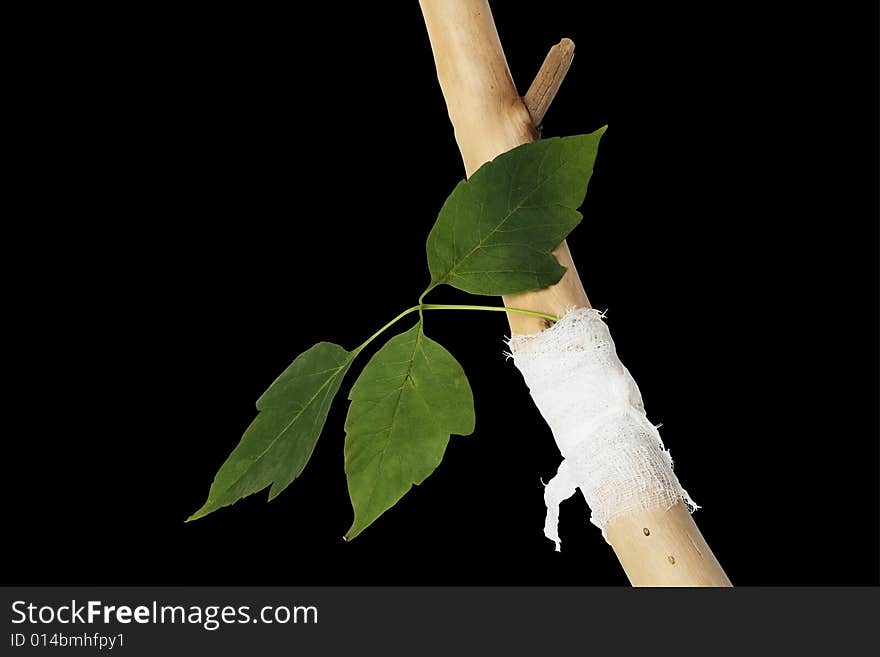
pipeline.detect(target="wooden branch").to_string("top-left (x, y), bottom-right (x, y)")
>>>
top-left (524, 38), bottom-right (575, 130)
top-left (419, 0), bottom-right (589, 335)
top-left (419, 0), bottom-right (731, 587)
top-left (607, 504), bottom-right (731, 586)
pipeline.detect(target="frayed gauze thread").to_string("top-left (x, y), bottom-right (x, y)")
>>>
top-left (506, 307), bottom-right (697, 551)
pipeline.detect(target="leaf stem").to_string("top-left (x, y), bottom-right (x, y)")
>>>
top-left (353, 305), bottom-right (421, 355)
top-left (352, 303), bottom-right (558, 354)
top-left (422, 304), bottom-right (558, 322)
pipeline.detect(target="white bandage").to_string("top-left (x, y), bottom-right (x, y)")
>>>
top-left (508, 308), bottom-right (697, 550)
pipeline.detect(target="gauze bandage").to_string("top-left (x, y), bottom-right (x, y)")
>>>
top-left (508, 308), bottom-right (697, 550)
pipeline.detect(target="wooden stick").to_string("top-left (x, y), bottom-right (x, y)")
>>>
top-left (419, 0), bottom-right (588, 335)
top-left (419, 0), bottom-right (731, 586)
top-left (607, 503), bottom-right (731, 586)
top-left (524, 38), bottom-right (576, 130)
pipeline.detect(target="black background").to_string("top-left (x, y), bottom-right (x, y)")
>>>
top-left (9, 3), bottom-right (877, 585)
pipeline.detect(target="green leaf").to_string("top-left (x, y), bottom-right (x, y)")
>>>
top-left (343, 322), bottom-right (474, 539)
top-left (189, 342), bottom-right (353, 521)
top-left (426, 129), bottom-right (606, 296)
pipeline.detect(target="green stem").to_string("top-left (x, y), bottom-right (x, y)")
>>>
top-left (353, 305), bottom-right (421, 355)
top-left (422, 304), bottom-right (558, 322)
top-left (352, 303), bottom-right (557, 354)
